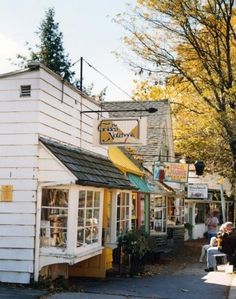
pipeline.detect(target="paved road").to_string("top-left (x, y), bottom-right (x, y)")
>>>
top-left (46, 263), bottom-right (234, 299)
top-left (0, 241), bottom-right (235, 299)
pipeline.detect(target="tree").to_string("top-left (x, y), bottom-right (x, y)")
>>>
top-left (33, 7), bottom-right (75, 82)
top-left (14, 8), bottom-right (106, 98)
top-left (116, 0), bottom-right (236, 178)
top-left (14, 8), bottom-right (74, 82)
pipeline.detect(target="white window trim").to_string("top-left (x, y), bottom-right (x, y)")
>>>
top-left (109, 189), bottom-right (132, 247)
top-left (150, 194), bottom-right (167, 236)
top-left (37, 185), bottom-right (104, 275)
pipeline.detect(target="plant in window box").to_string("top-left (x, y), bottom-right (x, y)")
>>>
top-left (119, 228), bottom-right (149, 275)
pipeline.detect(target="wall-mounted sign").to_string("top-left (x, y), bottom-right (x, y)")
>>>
top-left (0, 185), bottom-right (13, 202)
top-left (153, 162), bottom-right (188, 183)
top-left (187, 184), bottom-right (208, 199)
top-left (94, 117), bottom-right (147, 146)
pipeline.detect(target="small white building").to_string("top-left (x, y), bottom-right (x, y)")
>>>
top-left (185, 164), bottom-right (233, 239)
top-left (0, 63), bottom-right (133, 284)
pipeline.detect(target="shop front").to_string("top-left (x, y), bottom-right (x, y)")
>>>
top-left (37, 138), bottom-right (133, 280)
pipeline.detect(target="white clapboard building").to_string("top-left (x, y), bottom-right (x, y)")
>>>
top-left (0, 63), bottom-right (133, 284)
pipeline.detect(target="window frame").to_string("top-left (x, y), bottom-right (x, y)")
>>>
top-left (109, 190), bottom-right (132, 246)
top-left (150, 194), bottom-right (167, 235)
top-left (39, 185), bottom-right (104, 256)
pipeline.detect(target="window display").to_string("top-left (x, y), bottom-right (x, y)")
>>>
top-left (167, 197), bottom-right (185, 225)
top-left (40, 189), bottom-right (68, 248)
top-left (116, 192), bottom-right (131, 237)
top-left (77, 190), bottom-right (101, 247)
top-left (150, 195), bottom-right (167, 234)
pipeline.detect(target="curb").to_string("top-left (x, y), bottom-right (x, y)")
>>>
top-left (228, 274), bottom-right (236, 299)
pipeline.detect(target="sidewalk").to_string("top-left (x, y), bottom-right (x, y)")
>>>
top-left (228, 273), bottom-right (236, 299)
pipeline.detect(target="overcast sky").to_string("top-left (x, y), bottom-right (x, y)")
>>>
top-left (0, 0), bottom-right (137, 101)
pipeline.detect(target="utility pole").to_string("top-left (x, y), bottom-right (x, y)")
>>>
top-left (80, 57), bottom-right (83, 92)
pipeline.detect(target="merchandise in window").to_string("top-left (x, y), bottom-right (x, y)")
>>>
top-left (40, 189), bottom-right (68, 248)
top-left (116, 192), bottom-right (131, 237)
top-left (167, 197), bottom-right (185, 225)
top-left (150, 194), bottom-right (167, 234)
top-left (77, 190), bottom-right (100, 247)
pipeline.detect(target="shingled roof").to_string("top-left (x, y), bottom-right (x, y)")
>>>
top-left (39, 137), bottom-right (135, 190)
top-left (102, 100), bottom-right (173, 166)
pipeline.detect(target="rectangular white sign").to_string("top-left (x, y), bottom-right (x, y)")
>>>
top-left (187, 184), bottom-right (208, 199)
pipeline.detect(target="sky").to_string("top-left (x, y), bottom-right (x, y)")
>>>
top-left (0, 0), bottom-right (137, 101)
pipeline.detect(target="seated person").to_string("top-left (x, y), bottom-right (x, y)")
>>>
top-left (199, 236), bottom-right (217, 263)
top-left (205, 222), bottom-right (235, 272)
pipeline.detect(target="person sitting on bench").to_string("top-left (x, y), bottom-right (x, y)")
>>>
top-left (199, 236), bottom-right (217, 263)
top-left (205, 222), bottom-right (236, 272)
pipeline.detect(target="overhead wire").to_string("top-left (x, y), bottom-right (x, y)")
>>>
top-left (79, 57), bottom-right (158, 111)
top-left (82, 58), bottom-right (135, 101)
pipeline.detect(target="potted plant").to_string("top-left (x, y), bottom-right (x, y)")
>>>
top-left (119, 228), bottom-right (149, 275)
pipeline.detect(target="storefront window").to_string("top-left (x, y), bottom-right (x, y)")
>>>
top-left (77, 190), bottom-right (101, 247)
top-left (195, 203), bottom-right (208, 224)
top-left (131, 193), bottom-right (138, 229)
top-left (167, 197), bottom-right (184, 225)
top-left (150, 195), bottom-right (167, 234)
top-left (116, 192), bottom-right (131, 237)
top-left (40, 189), bottom-right (68, 248)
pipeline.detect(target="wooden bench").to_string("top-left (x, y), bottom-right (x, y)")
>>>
top-left (146, 235), bottom-right (173, 262)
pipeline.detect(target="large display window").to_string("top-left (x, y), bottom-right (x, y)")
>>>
top-left (167, 197), bottom-right (185, 225)
top-left (77, 190), bottom-right (100, 247)
top-left (40, 187), bottom-right (102, 253)
top-left (150, 194), bottom-right (167, 234)
top-left (41, 189), bottom-right (68, 248)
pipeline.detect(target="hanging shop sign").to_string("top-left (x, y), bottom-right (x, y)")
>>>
top-left (94, 117), bottom-right (147, 146)
top-left (187, 183), bottom-right (208, 199)
top-left (153, 162), bottom-right (188, 183)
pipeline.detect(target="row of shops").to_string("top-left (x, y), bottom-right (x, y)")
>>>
top-left (0, 63), bottom-right (233, 284)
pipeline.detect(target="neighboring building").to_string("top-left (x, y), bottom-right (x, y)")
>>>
top-left (0, 63), bottom-right (133, 284)
top-left (108, 146), bottom-right (151, 231)
top-left (103, 101), bottom-right (185, 248)
top-left (102, 100), bottom-right (175, 171)
top-left (185, 164), bottom-right (234, 239)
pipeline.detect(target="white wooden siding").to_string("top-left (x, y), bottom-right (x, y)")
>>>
top-left (39, 68), bottom-right (107, 156)
top-left (0, 225), bottom-right (34, 236)
top-left (13, 191), bottom-right (37, 202)
top-left (0, 67), bottom-right (108, 283)
top-left (0, 237), bottom-right (34, 248)
top-left (0, 248), bottom-right (33, 260)
top-left (38, 144), bottom-right (75, 183)
top-left (0, 272), bottom-right (30, 284)
top-left (0, 202), bottom-right (35, 213)
top-left (0, 260), bottom-right (34, 272)
top-left (0, 145), bottom-right (38, 157)
top-left (0, 214), bottom-right (35, 225)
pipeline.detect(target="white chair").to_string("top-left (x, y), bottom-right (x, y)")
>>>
top-left (213, 253), bottom-right (227, 271)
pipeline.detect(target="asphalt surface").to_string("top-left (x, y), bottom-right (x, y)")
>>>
top-left (0, 240), bottom-right (236, 299)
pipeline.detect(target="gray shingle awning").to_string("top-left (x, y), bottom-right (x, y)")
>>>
top-left (40, 137), bottom-right (135, 190)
